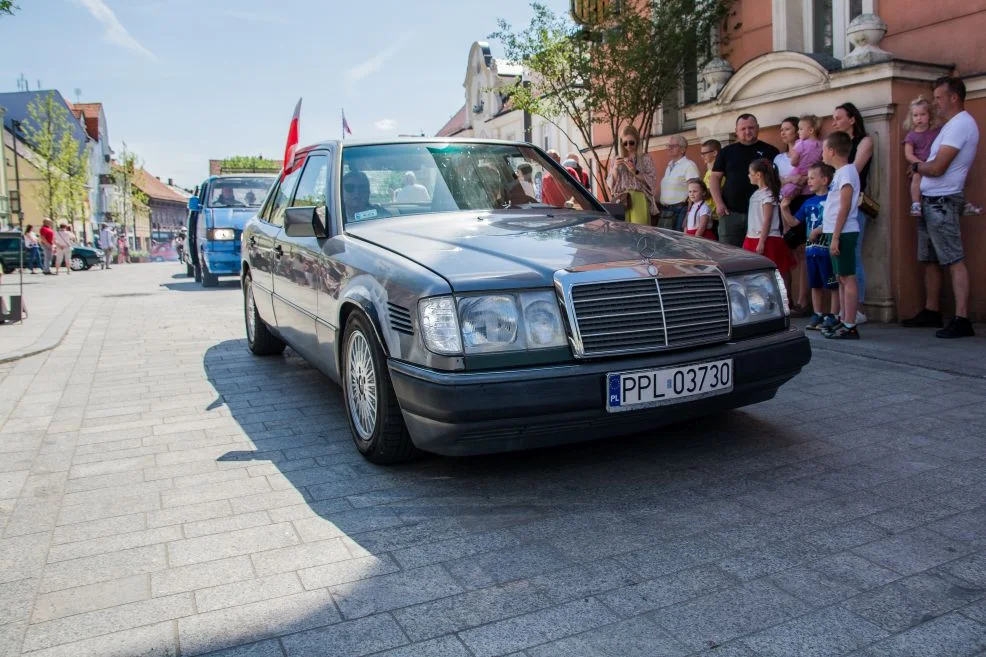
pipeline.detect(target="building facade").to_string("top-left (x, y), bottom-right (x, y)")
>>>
top-left (134, 168), bottom-right (189, 230)
top-left (604, 1), bottom-right (986, 322)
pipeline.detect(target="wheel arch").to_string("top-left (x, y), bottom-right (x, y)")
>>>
top-left (337, 294), bottom-right (390, 376)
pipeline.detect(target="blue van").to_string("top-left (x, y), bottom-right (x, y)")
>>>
top-left (184, 174), bottom-right (276, 287)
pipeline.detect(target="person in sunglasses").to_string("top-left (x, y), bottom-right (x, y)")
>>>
top-left (606, 125), bottom-right (657, 225)
top-left (342, 170), bottom-right (389, 223)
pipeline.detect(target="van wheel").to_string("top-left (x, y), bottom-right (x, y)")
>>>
top-left (342, 313), bottom-right (418, 464)
top-left (244, 275), bottom-right (285, 355)
top-left (201, 262), bottom-right (218, 288)
top-left (194, 262), bottom-right (202, 282)
top-left (186, 264), bottom-right (194, 278)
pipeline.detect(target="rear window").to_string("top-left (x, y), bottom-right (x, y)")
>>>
top-left (0, 237), bottom-right (21, 251)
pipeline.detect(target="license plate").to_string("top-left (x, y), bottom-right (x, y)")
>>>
top-left (606, 359), bottom-right (733, 412)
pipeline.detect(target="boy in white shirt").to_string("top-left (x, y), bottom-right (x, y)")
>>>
top-left (820, 131), bottom-right (862, 340)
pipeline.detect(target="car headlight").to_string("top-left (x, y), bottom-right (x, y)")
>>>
top-left (419, 296), bottom-right (462, 355)
top-left (726, 271), bottom-right (787, 326)
top-left (418, 291), bottom-right (567, 355)
top-left (208, 228), bottom-right (236, 241)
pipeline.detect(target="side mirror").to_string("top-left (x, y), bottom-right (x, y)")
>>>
top-left (284, 206), bottom-right (329, 239)
top-left (187, 197), bottom-right (201, 211)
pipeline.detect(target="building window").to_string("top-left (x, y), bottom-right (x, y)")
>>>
top-left (804, 0), bottom-right (874, 59)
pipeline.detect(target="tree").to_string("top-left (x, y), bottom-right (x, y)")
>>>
top-left (0, 1), bottom-right (18, 17)
top-left (491, 1), bottom-right (734, 199)
top-left (22, 92), bottom-right (88, 222)
top-left (220, 155), bottom-right (281, 173)
top-left (113, 145), bottom-right (149, 252)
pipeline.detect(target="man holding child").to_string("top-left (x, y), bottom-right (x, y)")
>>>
top-left (904, 76), bottom-right (979, 339)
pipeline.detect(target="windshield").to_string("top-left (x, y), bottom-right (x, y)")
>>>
top-left (207, 177), bottom-right (274, 208)
top-left (340, 142), bottom-right (596, 224)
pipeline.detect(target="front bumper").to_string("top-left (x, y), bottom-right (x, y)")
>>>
top-left (202, 246), bottom-right (241, 275)
top-left (388, 329), bottom-right (811, 456)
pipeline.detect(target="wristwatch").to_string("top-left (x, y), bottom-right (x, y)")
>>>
top-left (911, 162), bottom-right (920, 174)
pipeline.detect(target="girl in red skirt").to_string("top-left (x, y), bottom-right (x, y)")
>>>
top-left (684, 178), bottom-right (716, 240)
top-left (743, 159), bottom-right (795, 294)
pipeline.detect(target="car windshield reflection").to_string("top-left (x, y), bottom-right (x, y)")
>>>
top-left (340, 142), bottom-right (595, 224)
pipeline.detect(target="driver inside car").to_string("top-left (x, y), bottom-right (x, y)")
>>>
top-left (342, 170), bottom-right (389, 222)
top-left (214, 187), bottom-right (239, 206)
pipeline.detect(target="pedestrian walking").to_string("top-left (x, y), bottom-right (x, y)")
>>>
top-left (39, 219), bottom-right (54, 274)
top-left (98, 224), bottom-right (115, 269)
top-left (23, 225), bottom-right (41, 273)
top-left (53, 223), bottom-right (75, 274)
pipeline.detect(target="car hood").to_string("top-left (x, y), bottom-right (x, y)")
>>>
top-left (345, 211), bottom-right (773, 292)
top-left (207, 207), bottom-right (258, 229)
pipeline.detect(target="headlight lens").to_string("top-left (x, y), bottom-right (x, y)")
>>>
top-left (418, 290), bottom-right (567, 355)
top-left (419, 296), bottom-right (462, 355)
top-left (727, 271), bottom-right (785, 326)
top-left (208, 228), bottom-right (236, 241)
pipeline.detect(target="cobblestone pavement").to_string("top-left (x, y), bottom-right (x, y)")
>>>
top-left (1, 264), bottom-right (985, 657)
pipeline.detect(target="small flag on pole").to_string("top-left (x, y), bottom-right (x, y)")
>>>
top-left (283, 97), bottom-right (302, 171)
top-left (342, 109), bottom-right (353, 138)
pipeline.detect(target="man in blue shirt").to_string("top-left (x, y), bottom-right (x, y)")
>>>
top-left (781, 162), bottom-right (839, 330)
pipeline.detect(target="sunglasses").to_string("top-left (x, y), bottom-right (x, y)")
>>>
top-left (343, 183), bottom-right (367, 193)
top-left (700, 150), bottom-right (717, 156)
top-left (622, 140), bottom-right (636, 147)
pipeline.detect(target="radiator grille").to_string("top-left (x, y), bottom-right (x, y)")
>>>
top-left (570, 275), bottom-right (729, 356)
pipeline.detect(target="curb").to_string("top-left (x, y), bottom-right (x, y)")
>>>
top-left (0, 294), bottom-right (90, 364)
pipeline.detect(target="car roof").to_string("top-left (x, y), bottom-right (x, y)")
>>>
top-left (300, 137), bottom-right (535, 151)
top-left (208, 174), bottom-right (277, 181)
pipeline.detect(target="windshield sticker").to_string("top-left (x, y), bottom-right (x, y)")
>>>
top-left (354, 209), bottom-right (378, 221)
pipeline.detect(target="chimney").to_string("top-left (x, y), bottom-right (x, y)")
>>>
top-left (168, 178), bottom-right (173, 186)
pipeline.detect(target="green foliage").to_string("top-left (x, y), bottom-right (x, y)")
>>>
top-left (491, 1), bottom-right (735, 198)
top-left (0, 1), bottom-right (18, 17)
top-left (22, 92), bottom-right (89, 222)
top-left (220, 155), bottom-right (282, 173)
top-left (113, 145), bottom-right (149, 225)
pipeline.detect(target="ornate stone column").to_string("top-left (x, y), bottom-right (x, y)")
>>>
top-left (842, 14), bottom-right (892, 68)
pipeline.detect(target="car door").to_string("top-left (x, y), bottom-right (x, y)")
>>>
top-left (266, 165), bottom-right (307, 350)
top-left (271, 152), bottom-right (328, 361)
top-left (245, 173), bottom-right (289, 322)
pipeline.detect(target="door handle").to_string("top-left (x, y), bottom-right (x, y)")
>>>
top-left (273, 244), bottom-right (283, 257)
top-left (249, 235), bottom-right (257, 247)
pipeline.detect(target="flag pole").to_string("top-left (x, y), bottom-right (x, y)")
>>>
top-left (341, 109), bottom-right (345, 141)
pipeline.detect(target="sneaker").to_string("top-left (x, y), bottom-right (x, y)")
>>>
top-left (806, 313), bottom-right (824, 330)
top-left (825, 324), bottom-right (860, 340)
top-left (901, 308), bottom-right (943, 328)
top-left (820, 321), bottom-right (845, 338)
top-left (910, 202), bottom-right (922, 216)
top-left (821, 314), bottom-right (839, 330)
top-left (855, 311), bottom-right (868, 325)
top-left (936, 316), bottom-right (975, 339)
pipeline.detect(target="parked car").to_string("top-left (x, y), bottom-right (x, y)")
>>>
top-left (184, 174), bottom-right (276, 287)
top-left (240, 139), bottom-right (811, 463)
top-left (0, 231), bottom-right (22, 273)
top-left (69, 245), bottom-right (104, 271)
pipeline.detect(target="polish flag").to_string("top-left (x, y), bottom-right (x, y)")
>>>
top-left (283, 98), bottom-right (302, 170)
top-left (342, 109), bottom-right (353, 137)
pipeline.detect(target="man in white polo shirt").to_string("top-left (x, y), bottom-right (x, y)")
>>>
top-left (905, 76), bottom-right (980, 338)
top-left (658, 135), bottom-right (700, 231)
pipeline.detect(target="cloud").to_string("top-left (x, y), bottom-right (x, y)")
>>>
top-left (220, 10), bottom-right (291, 25)
top-left (345, 31), bottom-right (416, 84)
top-left (374, 119), bottom-right (398, 131)
top-left (72, 0), bottom-right (158, 61)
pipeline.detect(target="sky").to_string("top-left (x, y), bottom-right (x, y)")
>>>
top-left (0, 0), bottom-right (570, 189)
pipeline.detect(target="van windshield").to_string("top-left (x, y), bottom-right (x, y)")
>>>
top-left (207, 177), bottom-right (274, 208)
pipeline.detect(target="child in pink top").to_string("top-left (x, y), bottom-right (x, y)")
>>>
top-left (902, 96), bottom-right (940, 216)
top-left (780, 114), bottom-right (823, 200)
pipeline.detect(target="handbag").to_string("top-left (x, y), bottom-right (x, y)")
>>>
top-left (783, 221), bottom-right (807, 249)
top-left (859, 192), bottom-right (880, 219)
top-left (621, 191), bottom-right (633, 211)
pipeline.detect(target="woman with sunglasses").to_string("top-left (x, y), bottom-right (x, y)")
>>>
top-left (606, 125), bottom-right (657, 225)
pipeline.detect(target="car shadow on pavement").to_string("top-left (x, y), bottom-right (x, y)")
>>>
top-left (193, 337), bottom-right (804, 655)
top-left (160, 280), bottom-right (241, 292)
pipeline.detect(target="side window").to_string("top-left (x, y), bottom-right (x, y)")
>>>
top-left (291, 154), bottom-right (329, 207)
top-left (268, 168), bottom-right (302, 227)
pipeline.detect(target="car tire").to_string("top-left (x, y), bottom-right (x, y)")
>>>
top-left (2, 264), bottom-right (13, 274)
top-left (201, 261), bottom-right (218, 288)
top-left (70, 256), bottom-right (85, 271)
top-left (342, 312), bottom-right (418, 464)
top-left (194, 261), bottom-right (202, 283)
top-left (186, 264), bottom-right (194, 278)
top-left (244, 274), bottom-right (285, 356)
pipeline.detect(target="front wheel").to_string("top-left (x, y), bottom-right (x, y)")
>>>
top-left (70, 256), bottom-right (85, 271)
top-left (193, 261), bottom-right (202, 283)
top-left (342, 313), bottom-right (418, 464)
top-left (244, 275), bottom-right (285, 355)
top-left (186, 264), bottom-right (194, 278)
top-left (201, 261), bottom-right (217, 287)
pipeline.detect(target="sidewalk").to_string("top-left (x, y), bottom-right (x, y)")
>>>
top-left (0, 262), bottom-right (182, 363)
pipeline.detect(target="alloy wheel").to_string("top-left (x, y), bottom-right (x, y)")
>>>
top-left (244, 279), bottom-right (256, 344)
top-left (345, 330), bottom-right (378, 440)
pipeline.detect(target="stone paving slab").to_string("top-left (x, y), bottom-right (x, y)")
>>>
top-left (0, 263), bottom-right (984, 656)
